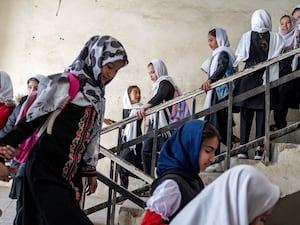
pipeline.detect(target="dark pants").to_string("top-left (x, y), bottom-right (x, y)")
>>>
top-left (240, 108), bottom-right (265, 145)
top-left (119, 145), bottom-right (143, 188)
top-left (274, 108), bottom-right (288, 129)
top-left (142, 126), bottom-right (167, 175)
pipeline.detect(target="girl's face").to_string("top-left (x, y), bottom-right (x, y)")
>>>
top-left (249, 208), bottom-right (273, 225)
top-left (198, 136), bottom-right (219, 171)
top-left (101, 60), bottom-right (125, 84)
top-left (208, 33), bottom-right (218, 51)
top-left (148, 64), bottom-right (158, 82)
top-left (27, 80), bottom-right (39, 94)
top-left (280, 16), bottom-right (292, 34)
top-left (129, 87), bottom-right (141, 104)
top-left (293, 10), bottom-right (300, 24)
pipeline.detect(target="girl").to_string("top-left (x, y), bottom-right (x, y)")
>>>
top-left (0, 35), bottom-right (128, 225)
top-left (140, 120), bottom-right (220, 225)
top-left (201, 28), bottom-right (237, 171)
top-left (119, 85), bottom-right (144, 188)
top-left (137, 59), bottom-right (181, 176)
top-left (271, 15), bottom-right (299, 131)
top-left (234, 9), bottom-right (284, 160)
top-left (170, 165), bottom-right (280, 225)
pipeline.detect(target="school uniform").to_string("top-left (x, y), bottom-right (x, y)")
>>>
top-left (272, 15), bottom-right (299, 130)
top-left (119, 91), bottom-right (144, 188)
top-left (204, 28), bottom-right (236, 151)
top-left (234, 10), bottom-right (284, 151)
top-left (142, 59), bottom-right (178, 175)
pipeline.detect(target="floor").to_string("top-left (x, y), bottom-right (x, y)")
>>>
top-left (0, 184), bottom-right (121, 225)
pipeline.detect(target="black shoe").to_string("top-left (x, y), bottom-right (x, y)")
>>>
top-left (254, 150), bottom-right (263, 160)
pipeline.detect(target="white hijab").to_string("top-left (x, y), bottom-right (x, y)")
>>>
top-left (149, 59), bottom-right (181, 129)
top-left (234, 9), bottom-right (284, 84)
top-left (0, 70), bottom-right (13, 103)
top-left (204, 28), bottom-right (235, 109)
top-left (278, 15), bottom-right (298, 51)
top-left (170, 165), bottom-right (280, 225)
top-left (122, 90), bottom-right (143, 152)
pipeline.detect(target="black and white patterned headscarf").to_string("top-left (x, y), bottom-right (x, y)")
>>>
top-left (26, 35), bottom-right (128, 130)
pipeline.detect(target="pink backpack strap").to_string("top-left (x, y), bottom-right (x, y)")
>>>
top-left (66, 72), bottom-right (80, 102)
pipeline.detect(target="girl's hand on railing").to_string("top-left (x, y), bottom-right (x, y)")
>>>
top-left (201, 80), bottom-right (212, 92)
top-left (137, 103), bottom-right (152, 119)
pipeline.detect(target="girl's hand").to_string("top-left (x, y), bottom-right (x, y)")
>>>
top-left (85, 176), bottom-right (98, 195)
top-left (201, 80), bottom-right (212, 92)
top-left (137, 104), bottom-right (152, 119)
top-left (0, 163), bottom-right (17, 182)
top-left (137, 107), bottom-right (146, 118)
top-left (0, 145), bottom-right (18, 160)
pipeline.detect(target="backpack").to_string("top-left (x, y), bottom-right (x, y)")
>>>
top-left (215, 60), bottom-right (236, 101)
top-left (14, 73), bottom-right (80, 163)
top-left (168, 89), bottom-right (190, 124)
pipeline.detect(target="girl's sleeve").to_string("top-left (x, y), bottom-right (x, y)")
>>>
top-left (141, 179), bottom-right (181, 224)
top-left (148, 81), bottom-right (174, 106)
top-left (0, 114), bottom-right (48, 147)
top-left (82, 134), bottom-right (99, 177)
top-left (141, 210), bottom-right (168, 225)
top-left (209, 51), bottom-right (229, 83)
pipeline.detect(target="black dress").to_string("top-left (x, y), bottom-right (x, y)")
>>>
top-left (142, 80), bottom-right (174, 175)
top-left (0, 103), bottom-right (97, 225)
top-left (119, 108), bottom-right (143, 188)
top-left (205, 51), bottom-right (233, 149)
top-left (234, 31), bottom-right (270, 145)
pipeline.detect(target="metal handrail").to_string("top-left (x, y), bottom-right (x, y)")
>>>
top-left (101, 48), bottom-right (300, 135)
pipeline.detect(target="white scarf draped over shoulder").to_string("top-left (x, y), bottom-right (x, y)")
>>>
top-left (122, 90), bottom-right (143, 152)
top-left (170, 165), bottom-right (280, 225)
top-left (234, 9), bottom-right (284, 84)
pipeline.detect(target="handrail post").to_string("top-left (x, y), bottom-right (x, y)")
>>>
top-left (150, 111), bottom-right (159, 177)
top-left (226, 81), bottom-right (234, 170)
top-left (264, 66), bottom-right (271, 166)
top-left (192, 97), bottom-right (196, 119)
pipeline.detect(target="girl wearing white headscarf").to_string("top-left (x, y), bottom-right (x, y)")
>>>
top-left (201, 28), bottom-right (237, 171)
top-left (271, 15), bottom-right (300, 132)
top-left (170, 165), bottom-right (280, 225)
top-left (0, 35), bottom-right (128, 225)
top-left (137, 59), bottom-right (181, 175)
top-left (0, 71), bottom-right (14, 129)
top-left (119, 85), bottom-right (144, 188)
top-left (234, 9), bottom-right (284, 160)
